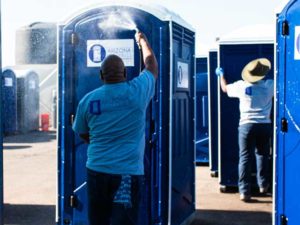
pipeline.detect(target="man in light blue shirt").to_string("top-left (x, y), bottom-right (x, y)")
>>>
top-left (73, 32), bottom-right (158, 225)
top-left (216, 58), bottom-right (273, 202)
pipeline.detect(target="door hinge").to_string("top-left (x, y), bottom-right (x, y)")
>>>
top-left (70, 195), bottom-right (77, 208)
top-left (71, 33), bottom-right (78, 45)
top-left (281, 117), bottom-right (288, 133)
top-left (280, 215), bottom-right (288, 225)
top-left (282, 21), bottom-right (289, 36)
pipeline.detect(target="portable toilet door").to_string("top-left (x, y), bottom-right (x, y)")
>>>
top-left (276, 1), bottom-right (300, 224)
top-left (218, 25), bottom-right (274, 191)
top-left (58, 3), bottom-right (195, 225)
top-left (0, 11), bottom-right (3, 223)
top-left (15, 70), bottom-right (40, 133)
top-left (208, 49), bottom-right (219, 177)
top-left (195, 57), bottom-right (209, 163)
top-left (2, 69), bottom-right (17, 135)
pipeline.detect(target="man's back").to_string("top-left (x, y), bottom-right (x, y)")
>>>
top-left (226, 79), bottom-right (274, 125)
top-left (73, 70), bottom-right (155, 175)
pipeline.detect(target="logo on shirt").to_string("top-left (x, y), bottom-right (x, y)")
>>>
top-left (88, 44), bottom-right (106, 63)
top-left (245, 87), bottom-right (252, 96)
top-left (89, 100), bottom-right (101, 115)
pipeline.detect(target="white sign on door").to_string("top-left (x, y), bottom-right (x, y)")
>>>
top-left (87, 39), bottom-right (134, 67)
top-left (294, 26), bottom-right (300, 60)
top-left (29, 80), bottom-right (36, 89)
top-left (4, 77), bottom-right (13, 87)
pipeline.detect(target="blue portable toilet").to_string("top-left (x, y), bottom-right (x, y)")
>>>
top-left (2, 69), bottom-right (17, 135)
top-left (195, 57), bottom-right (209, 163)
top-left (218, 25), bottom-right (274, 191)
top-left (58, 3), bottom-right (195, 225)
top-left (15, 69), bottom-right (40, 133)
top-left (208, 47), bottom-right (219, 177)
top-left (276, 1), bottom-right (300, 224)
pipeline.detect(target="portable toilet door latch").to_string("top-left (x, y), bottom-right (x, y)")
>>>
top-left (70, 195), bottom-right (77, 208)
top-left (282, 21), bottom-right (289, 36)
top-left (280, 214), bottom-right (288, 225)
top-left (281, 117), bottom-right (288, 133)
top-left (70, 114), bottom-right (75, 125)
top-left (71, 33), bottom-right (78, 45)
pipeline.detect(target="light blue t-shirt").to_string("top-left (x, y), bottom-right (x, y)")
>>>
top-left (72, 70), bottom-right (156, 175)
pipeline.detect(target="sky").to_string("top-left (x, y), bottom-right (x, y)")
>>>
top-left (2, 0), bottom-right (288, 66)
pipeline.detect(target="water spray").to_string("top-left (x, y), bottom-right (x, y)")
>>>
top-left (98, 12), bottom-right (142, 72)
top-left (98, 12), bottom-right (138, 32)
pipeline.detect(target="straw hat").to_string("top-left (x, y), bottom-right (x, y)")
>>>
top-left (241, 58), bottom-right (271, 83)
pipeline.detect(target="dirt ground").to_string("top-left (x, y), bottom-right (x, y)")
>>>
top-left (2, 131), bottom-right (272, 225)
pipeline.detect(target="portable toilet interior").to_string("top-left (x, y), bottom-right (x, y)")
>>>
top-left (2, 69), bottom-right (17, 136)
top-left (15, 69), bottom-right (40, 133)
top-left (195, 57), bottom-right (209, 163)
top-left (276, 1), bottom-right (300, 224)
top-left (218, 24), bottom-right (275, 191)
top-left (208, 47), bottom-right (219, 177)
top-left (58, 2), bottom-right (196, 225)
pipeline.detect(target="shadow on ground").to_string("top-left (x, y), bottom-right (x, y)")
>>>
top-left (4, 131), bottom-right (56, 144)
top-left (191, 209), bottom-right (272, 225)
top-left (4, 204), bottom-right (55, 225)
top-left (3, 145), bottom-right (32, 150)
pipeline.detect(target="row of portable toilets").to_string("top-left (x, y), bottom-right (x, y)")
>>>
top-left (2, 69), bottom-right (40, 135)
top-left (1, 0), bottom-right (300, 225)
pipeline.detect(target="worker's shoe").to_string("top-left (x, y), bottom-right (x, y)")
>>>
top-left (240, 194), bottom-right (251, 202)
top-left (259, 184), bottom-right (269, 194)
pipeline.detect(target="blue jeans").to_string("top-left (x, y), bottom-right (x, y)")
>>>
top-left (238, 123), bottom-right (271, 195)
top-left (86, 168), bottom-right (143, 225)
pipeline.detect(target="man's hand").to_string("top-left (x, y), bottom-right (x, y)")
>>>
top-left (215, 67), bottom-right (224, 77)
top-left (135, 31), bottom-right (148, 48)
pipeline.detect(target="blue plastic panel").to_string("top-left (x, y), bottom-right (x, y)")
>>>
top-left (219, 43), bottom-right (274, 187)
top-left (196, 57), bottom-right (208, 74)
top-left (196, 71), bottom-right (209, 163)
top-left (208, 50), bottom-right (219, 173)
top-left (170, 23), bottom-right (195, 224)
top-left (195, 57), bottom-right (208, 163)
top-left (2, 70), bottom-right (17, 135)
top-left (58, 5), bottom-right (195, 225)
top-left (276, 1), bottom-right (300, 224)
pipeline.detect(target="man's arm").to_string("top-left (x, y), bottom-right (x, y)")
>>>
top-left (135, 32), bottom-right (158, 79)
top-left (220, 75), bottom-right (228, 93)
top-left (79, 133), bottom-right (90, 144)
